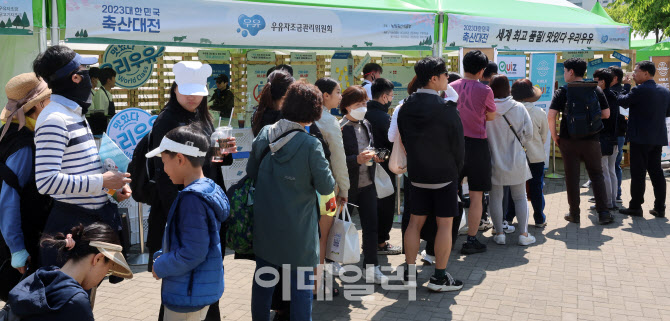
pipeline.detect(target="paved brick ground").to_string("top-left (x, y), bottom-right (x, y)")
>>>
top-left (35, 166), bottom-right (670, 320)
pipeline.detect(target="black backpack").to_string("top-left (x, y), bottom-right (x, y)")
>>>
top-left (128, 130), bottom-right (157, 205)
top-left (564, 82), bottom-right (604, 138)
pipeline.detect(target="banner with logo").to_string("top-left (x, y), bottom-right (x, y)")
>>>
top-left (382, 66), bottom-right (415, 106)
top-left (446, 13), bottom-right (629, 51)
top-left (497, 55), bottom-right (527, 81)
top-left (100, 45), bottom-right (165, 89)
top-left (64, 0), bottom-right (435, 50)
top-left (651, 56), bottom-right (670, 91)
top-left (106, 108), bottom-right (157, 159)
top-left (663, 118), bottom-right (670, 162)
top-left (0, 0), bottom-right (33, 36)
top-left (291, 53), bottom-right (318, 84)
top-left (529, 53), bottom-right (556, 167)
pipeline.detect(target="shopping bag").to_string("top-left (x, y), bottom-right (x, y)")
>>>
top-left (326, 206), bottom-right (360, 264)
top-left (389, 134), bottom-right (407, 174)
top-left (374, 163), bottom-right (394, 199)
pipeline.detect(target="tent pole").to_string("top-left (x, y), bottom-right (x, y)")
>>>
top-left (39, 0), bottom-right (48, 52)
top-left (50, 0), bottom-right (59, 45)
top-left (437, 12), bottom-right (444, 58)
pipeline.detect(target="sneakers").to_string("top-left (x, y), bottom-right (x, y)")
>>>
top-left (478, 218), bottom-right (493, 231)
top-left (403, 264), bottom-right (417, 288)
top-left (650, 208), bottom-right (666, 218)
top-left (518, 233), bottom-right (536, 246)
top-left (461, 238), bottom-right (487, 255)
top-left (377, 242), bottom-right (402, 255)
top-left (534, 221), bottom-right (548, 228)
top-left (564, 213), bottom-right (580, 223)
top-left (493, 234), bottom-right (506, 245)
top-left (616, 197), bottom-right (623, 204)
top-left (426, 273), bottom-right (463, 292)
top-left (491, 221), bottom-right (516, 234)
top-left (598, 211), bottom-right (614, 225)
top-left (588, 197), bottom-right (596, 203)
top-left (582, 180), bottom-right (592, 188)
top-left (420, 250), bottom-right (435, 265)
top-left (366, 265), bottom-right (389, 285)
top-left (619, 207), bottom-right (643, 217)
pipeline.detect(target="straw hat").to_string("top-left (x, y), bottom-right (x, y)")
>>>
top-left (1, 73), bottom-right (51, 122)
top-left (0, 73), bottom-right (51, 141)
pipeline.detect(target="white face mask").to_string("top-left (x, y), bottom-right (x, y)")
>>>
top-left (349, 107), bottom-right (367, 121)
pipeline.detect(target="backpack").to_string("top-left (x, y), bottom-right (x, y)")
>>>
top-left (564, 82), bottom-right (604, 138)
top-left (225, 128), bottom-right (303, 254)
top-left (128, 130), bottom-right (157, 205)
top-left (0, 124), bottom-right (52, 302)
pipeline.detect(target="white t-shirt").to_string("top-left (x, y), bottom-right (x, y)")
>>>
top-left (362, 80), bottom-right (372, 100)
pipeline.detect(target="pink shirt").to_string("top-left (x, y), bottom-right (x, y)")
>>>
top-left (450, 79), bottom-right (496, 139)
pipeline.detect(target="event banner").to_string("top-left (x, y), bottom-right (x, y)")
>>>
top-left (446, 14), bottom-right (630, 51)
top-left (497, 55), bottom-right (527, 81)
top-left (382, 66), bottom-right (415, 106)
top-left (0, 0), bottom-right (32, 36)
top-left (651, 56), bottom-right (670, 161)
top-left (246, 64), bottom-right (273, 109)
top-left (64, 0), bottom-right (435, 50)
top-left (291, 52), bottom-right (318, 84)
top-left (529, 53), bottom-right (556, 167)
top-left (651, 56), bottom-right (670, 91)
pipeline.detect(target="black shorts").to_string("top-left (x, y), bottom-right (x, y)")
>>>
top-left (409, 182), bottom-right (458, 218)
top-left (461, 137), bottom-right (492, 192)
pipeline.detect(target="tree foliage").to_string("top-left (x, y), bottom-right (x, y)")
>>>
top-left (606, 0), bottom-right (670, 43)
top-left (21, 12), bottom-right (29, 28)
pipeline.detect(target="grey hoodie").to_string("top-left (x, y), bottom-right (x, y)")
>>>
top-left (486, 96), bottom-right (533, 186)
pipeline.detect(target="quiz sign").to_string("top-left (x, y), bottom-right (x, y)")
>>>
top-left (497, 55), bottom-right (526, 79)
top-left (106, 108), bottom-right (157, 158)
top-left (100, 45), bottom-right (165, 89)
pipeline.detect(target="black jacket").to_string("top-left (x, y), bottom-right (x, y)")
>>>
top-left (365, 100), bottom-right (393, 152)
top-left (398, 92), bottom-right (464, 184)
top-left (147, 102), bottom-right (231, 252)
top-left (611, 83), bottom-right (630, 137)
top-left (341, 118), bottom-right (376, 196)
top-left (616, 80), bottom-right (670, 146)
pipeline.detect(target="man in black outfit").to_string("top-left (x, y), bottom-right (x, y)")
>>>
top-left (547, 58), bottom-right (613, 225)
top-left (617, 61), bottom-right (670, 218)
top-left (608, 66), bottom-right (630, 204)
top-left (399, 57), bottom-right (464, 292)
top-left (365, 78), bottom-right (402, 255)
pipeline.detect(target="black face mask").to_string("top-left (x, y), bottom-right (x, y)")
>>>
top-left (53, 70), bottom-right (93, 114)
top-left (382, 100), bottom-right (392, 111)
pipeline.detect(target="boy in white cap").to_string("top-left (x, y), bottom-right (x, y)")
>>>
top-left (148, 123), bottom-right (230, 321)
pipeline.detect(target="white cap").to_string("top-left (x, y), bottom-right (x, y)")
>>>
top-left (173, 61), bottom-right (212, 96)
top-left (145, 137), bottom-right (208, 158)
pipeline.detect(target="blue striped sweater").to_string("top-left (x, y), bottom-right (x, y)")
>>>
top-left (34, 95), bottom-right (107, 209)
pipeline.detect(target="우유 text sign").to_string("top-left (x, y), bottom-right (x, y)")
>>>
top-left (101, 45), bottom-right (165, 89)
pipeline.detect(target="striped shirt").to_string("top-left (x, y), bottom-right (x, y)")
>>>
top-left (34, 95), bottom-right (107, 209)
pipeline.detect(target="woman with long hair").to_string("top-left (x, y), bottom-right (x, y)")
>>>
top-left (487, 75), bottom-right (535, 246)
top-left (251, 70), bottom-right (295, 136)
top-left (7, 223), bottom-right (132, 321)
top-left (146, 61), bottom-right (234, 321)
top-left (312, 77), bottom-right (348, 296)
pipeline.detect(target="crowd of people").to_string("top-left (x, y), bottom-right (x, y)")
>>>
top-left (0, 44), bottom-right (669, 321)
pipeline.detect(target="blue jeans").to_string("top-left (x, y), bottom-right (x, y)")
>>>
top-left (528, 162), bottom-right (546, 224)
top-left (251, 257), bottom-right (313, 321)
top-left (615, 136), bottom-right (625, 198)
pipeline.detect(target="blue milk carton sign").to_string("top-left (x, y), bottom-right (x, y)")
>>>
top-left (106, 108), bottom-right (157, 159)
top-left (100, 45), bottom-right (165, 89)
